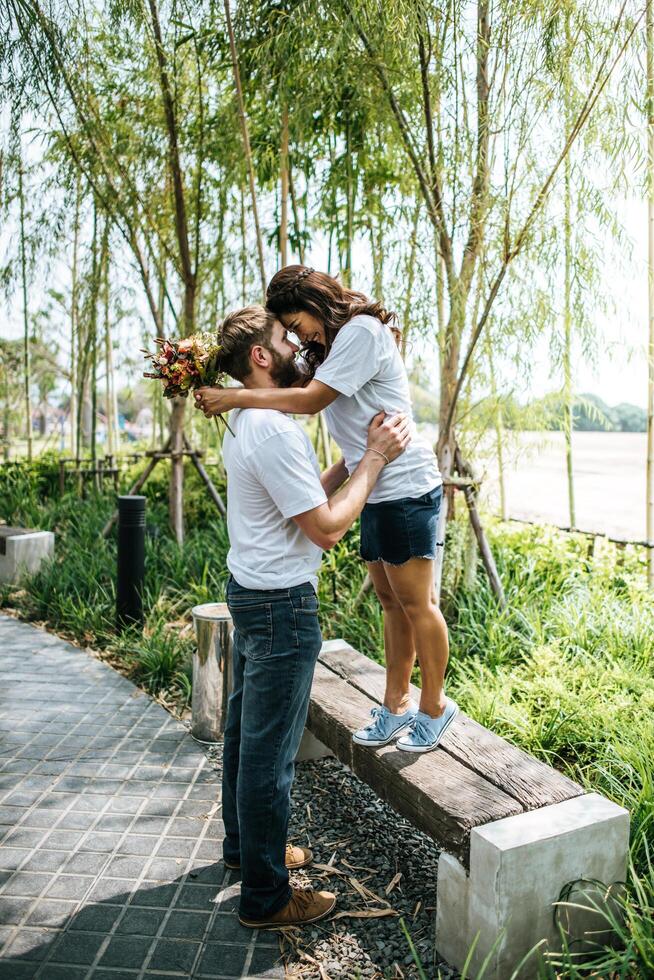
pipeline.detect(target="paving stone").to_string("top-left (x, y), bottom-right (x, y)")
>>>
top-left (2, 829), bottom-right (45, 849)
top-left (50, 929), bottom-right (106, 964)
top-left (148, 937), bottom-right (201, 973)
top-left (117, 835), bottom-right (159, 857)
top-left (145, 857), bottom-right (186, 883)
top-left (65, 852), bottom-right (108, 876)
top-left (26, 899), bottom-right (78, 927)
top-left (86, 878), bottom-right (134, 903)
top-left (21, 851), bottom-right (69, 873)
top-left (156, 838), bottom-right (196, 859)
top-left (57, 811), bottom-right (98, 831)
top-left (109, 796), bottom-right (143, 815)
top-left (0, 959), bottom-right (36, 978)
top-left (79, 832), bottom-right (123, 853)
top-left (91, 971), bottom-right (140, 980)
top-left (207, 913), bottom-right (252, 944)
top-left (0, 848), bottom-right (30, 871)
top-left (38, 967), bottom-right (88, 980)
top-left (131, 883), bottom-right (177, 908)
top-left (0, 896), bottom-right (32, 924)
top-left (99, 935), bottom-right (150, 969)
top-left (248, 945), bottom-right (286, 978)
top-left (4, 928), bottom-right (55, 961)
top-left (45, 875), bottom-right (94, 900)
top-left (68, 903), bottom-right (122, 933)
top-left (115, 907), bottom-right (166, 936)
top-left (197, 942), bottom-right (248, 978)
top-left (187, 862), bottom-right (225, 886)
top-left (173, 883), bottom-right (216, 911)
top-left (105, 855), bottom-right (150, 880)
top-left (41, 830), bottom-right (85, 850)
top-left (2, 872), bottom-right (52, 897)
top-left (161, 909), bottom-right (210, 940)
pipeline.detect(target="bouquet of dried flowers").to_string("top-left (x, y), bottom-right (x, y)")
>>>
top-left (143, 333), bottom-right (233, 435)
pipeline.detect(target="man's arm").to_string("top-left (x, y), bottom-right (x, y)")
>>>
top-left (293, 414), bottom-right (411, 549)
top-left (320, 457), bottom-right (349, 496)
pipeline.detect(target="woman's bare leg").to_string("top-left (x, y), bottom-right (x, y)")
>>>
top-left (382, 558), bottom-right (449, 718)
top-left (366, 561), bottom-right (416, 714)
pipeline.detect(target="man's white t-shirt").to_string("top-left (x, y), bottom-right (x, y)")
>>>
top-left (314, 315), bottom-right (441, 504)
top-left (222, 408), bottom-right (327, 591)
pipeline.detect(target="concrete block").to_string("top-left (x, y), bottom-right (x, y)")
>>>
top-left (436, 793), bottom-right (629, 979)
top-left (0, 531), bottom-right (55, 584)
top-left (295, 728), bottom-right (334, 762)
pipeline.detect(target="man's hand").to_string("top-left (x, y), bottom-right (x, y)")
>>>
top-left (194, 386), bottom-right (240, 418)
top-left (366, 412), bottom-right (411, 463)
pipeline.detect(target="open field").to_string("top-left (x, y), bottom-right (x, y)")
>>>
top-left (479, 431), bottom-right (647, 541)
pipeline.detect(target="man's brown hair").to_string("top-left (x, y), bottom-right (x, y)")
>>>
top-left (217, 305), bottom-right (275, 383)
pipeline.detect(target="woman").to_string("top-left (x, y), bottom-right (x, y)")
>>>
top-left (195, 266), bottom-right (457, 752)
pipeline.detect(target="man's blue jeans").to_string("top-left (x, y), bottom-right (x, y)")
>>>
top-left (222, 576), bottom-right (322, 919)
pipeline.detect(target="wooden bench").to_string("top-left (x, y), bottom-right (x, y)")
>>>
top-left (300, 639), bottom-right (629, 979)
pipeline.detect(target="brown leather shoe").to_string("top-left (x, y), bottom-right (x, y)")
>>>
top-left (239, 886), bottom-right (336, 929)
top-left (224, 843), bottom-right (313, 872)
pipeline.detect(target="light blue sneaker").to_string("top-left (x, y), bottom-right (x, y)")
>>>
top-left (352, 701), bottom-right (418, 747)
top-left (396, 699), bottom-right (459, 753)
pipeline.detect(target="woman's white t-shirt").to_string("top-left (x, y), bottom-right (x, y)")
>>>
top-left (314, 314), bottom-right (441, 504)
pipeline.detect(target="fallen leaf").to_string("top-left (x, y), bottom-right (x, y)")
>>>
top-left (413, 899), bottom-right (422, 920)
top-left (312, 862), bottom-right (348, 877)
top-left (332, 908), bottom-right (398, 920)
top-left (385, 871), bottom-right (402, 896)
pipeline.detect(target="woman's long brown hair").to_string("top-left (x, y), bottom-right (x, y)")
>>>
top-left (265, 266), bottom-right (399, 376)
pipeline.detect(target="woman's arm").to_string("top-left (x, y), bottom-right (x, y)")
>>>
top-left (194, 379), bottom-right (338, 417)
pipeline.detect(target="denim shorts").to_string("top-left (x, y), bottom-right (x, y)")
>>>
top-left (360, 484), bottom-right (443, 565)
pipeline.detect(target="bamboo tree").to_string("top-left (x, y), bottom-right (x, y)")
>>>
top-left (17, 149), bottom-right (32, 461)
top-left (69, 174), bottom-right (81, 457)
top-left (103, 230), bottom-right (118, 456)
top-left (648, 0), bottom-right (654, 586)
top-left (280, 101), bottom-right (289, 267)
top-left (224, 0), bottom-right (266, 297)
top-left (563, 13), bottom-right (576, 530)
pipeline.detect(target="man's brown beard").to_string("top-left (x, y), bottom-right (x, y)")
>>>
top-left (269, 349), bottom-right (301, 388)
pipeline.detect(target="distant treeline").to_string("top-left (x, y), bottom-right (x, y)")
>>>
top-left (526, 393), bottom-right (647, 433)
top-left (410, 384), bottom-right (647, 433)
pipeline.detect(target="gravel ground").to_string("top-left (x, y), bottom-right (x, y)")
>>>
top-left (205, 743), bottom-right (458, 980)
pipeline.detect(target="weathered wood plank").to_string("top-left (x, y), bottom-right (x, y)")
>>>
top-left (317, 640), bottom-right (583, 811)
top-left (308, 662), bottom-right (523, 865)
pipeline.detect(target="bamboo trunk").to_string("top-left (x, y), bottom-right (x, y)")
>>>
top-left (103, 239), bottom-right (118, 456)
top-left (486, 334), bottom-right (507, 521)
top-left (18, 154), bottom-right (32, 461)
top-left (70, 177), bottom-right (81, 457)
top-left (401, 204), bottom-right (421, 358)
top-left (563, 60), bottom-right (576, 530)
top-left (344, 109), bottom-right (353, 286)
top-left (169, 397), bottom-right (186, 545)
top-left (280, 103), bottom-right (289, 267)
top-left (319, 413), bottom-right (333, 468)
top-left (648, 0), bottom-right (654, 586)
top-left (288, 165), bottom-right (305, 264)
top-left (224, 0), bottom-right (266, 298)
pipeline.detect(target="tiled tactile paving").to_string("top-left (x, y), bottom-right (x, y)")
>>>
top-left (0, 615), bottom-right (283, 979)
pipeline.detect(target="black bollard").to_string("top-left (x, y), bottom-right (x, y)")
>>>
top-left (116, 495), bottom-right (146, 629)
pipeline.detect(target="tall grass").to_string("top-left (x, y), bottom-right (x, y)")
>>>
top-left (1, 456), bottom-right (652, 973)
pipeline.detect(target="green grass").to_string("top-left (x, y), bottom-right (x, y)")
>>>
top-left (1, 454), bottom-right (653, 975)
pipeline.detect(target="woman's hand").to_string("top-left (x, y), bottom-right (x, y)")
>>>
top-left (194, 386), bottom-right (241, 417)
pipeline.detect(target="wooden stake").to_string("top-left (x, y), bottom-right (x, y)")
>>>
top-left (101, 436), bottom-right (170, 538)
top-left (183, 435), bottom-right (226, 518)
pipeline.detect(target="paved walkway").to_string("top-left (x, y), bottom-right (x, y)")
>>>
top-left (0, 615), bottom-right (282, 980)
